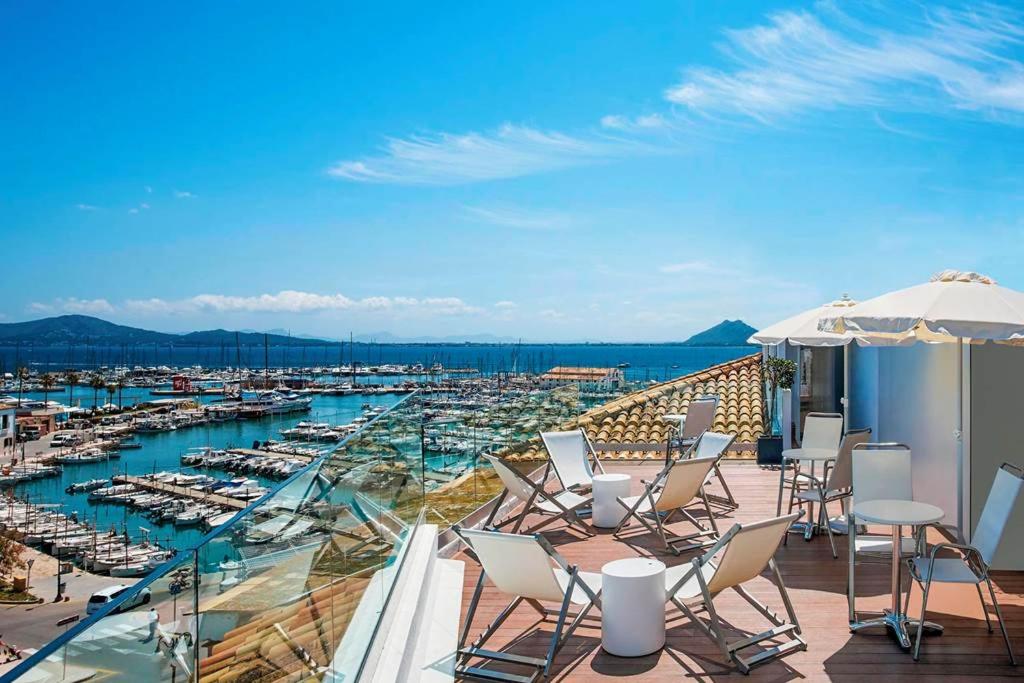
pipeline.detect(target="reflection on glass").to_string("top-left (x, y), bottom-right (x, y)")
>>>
top-left (9, 386), bottom-right (584, 682)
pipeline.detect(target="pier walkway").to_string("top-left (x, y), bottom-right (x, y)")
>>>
top-left (111, 475), bottom-right (248, 510)
top-left (226, 447), bottom-right (314, 463)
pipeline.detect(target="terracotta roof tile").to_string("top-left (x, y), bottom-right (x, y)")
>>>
top-left (501, 353), bottom-right (763, 462)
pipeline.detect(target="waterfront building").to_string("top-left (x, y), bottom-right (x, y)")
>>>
top-left (0, 405), bottom-right (15, 455)
top-left (539, 366), bottom-right (623, 391)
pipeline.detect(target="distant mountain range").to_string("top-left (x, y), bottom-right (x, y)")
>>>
top-left (0, 314), bottom-right (757, 347)
top-left (0, 315), bottom-right (335, 347)
top-left (679, 320), bottom-right (758, 347)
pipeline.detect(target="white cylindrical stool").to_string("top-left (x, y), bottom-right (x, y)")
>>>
top-left (601, 557), bottom-right (666, 657)
top-left (592, 473), bottom-right (632, 528)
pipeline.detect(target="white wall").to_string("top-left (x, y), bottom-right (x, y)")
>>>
top-left (848, 344), bottom-right (960, 532)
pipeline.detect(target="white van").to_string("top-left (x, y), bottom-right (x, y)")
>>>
top-left (50, 433), bottom-right (81, 448)
top-left (86, 585), bottom-right (151, 615)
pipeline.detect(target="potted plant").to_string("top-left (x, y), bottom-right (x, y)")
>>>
top-left (757, 356), bottom-right (796, 465)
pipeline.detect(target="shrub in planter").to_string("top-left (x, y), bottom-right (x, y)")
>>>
top-left (756, 356), bottom-right (796, 466)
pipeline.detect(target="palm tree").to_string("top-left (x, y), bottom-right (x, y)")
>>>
top-left (65, 371), bottom-right (80, 408)
top-left (105, 384), bottom-right (117, 410)
top-left (39, 373), bottom-right (55, 408)
top-left (15, 366), bottom-right (29, 408)
top-left (116, 377), bottom-right (126, 410)
top-left (89, 374), bottom-right (105, 409)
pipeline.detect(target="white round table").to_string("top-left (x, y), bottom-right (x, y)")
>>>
top-left (850, 499), bottom-right (945, 650)
top-left (776, 448), bottom-right (840, 538)
top-left (601, 558), bottom-right (666, 657)
top-left (592, 473), bottom-right (632, 528)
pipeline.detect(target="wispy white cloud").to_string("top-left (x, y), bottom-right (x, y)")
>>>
top-left (494, 301), bottom-right (518, 309)
top-left (128, 208), bottom-right (139, 214)
top-left (664, 4), bottom-right (1024, 122)
top-left (76, 203), bottom-right (98, 211)
top-left (174, 190), bottom-right (195, 199)
top-left (328, 123), bottom-right (650, 185)
top-left (600, 113), bottom-right (670, 132)
top-left (30, 298), bottom-right (114, 315)
top-left (119, 291), bottom-right (482, 316)
top-left (463, 204), bottom-right (574, 230)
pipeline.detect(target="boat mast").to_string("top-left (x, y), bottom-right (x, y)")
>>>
top-left (264, 333), bottom-right (269, 389)
top-left (235, 332), bottom-right (242, 394)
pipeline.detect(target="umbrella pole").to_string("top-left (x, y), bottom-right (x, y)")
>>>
top-left (956, 337), bottom-right (965, 542)
top-left (843, 344), bottom-right (850, 431)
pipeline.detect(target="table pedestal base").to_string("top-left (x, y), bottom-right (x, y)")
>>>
top-left (850, 609), bottom-right (944, 649)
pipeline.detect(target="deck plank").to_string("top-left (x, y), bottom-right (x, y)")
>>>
top-left (453, 462), bottom-right (1024, 681)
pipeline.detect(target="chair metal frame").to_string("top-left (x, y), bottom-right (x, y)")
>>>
top-left (787, 427), bottom-right (871, 558)
top-left (480, 453), bottom-right (592, 536)
top-left (846, 442), bottom-right (914, 624)
top-left (777, 412), bottom-right (844, 533)
top-left (662, 396), bottom-right (718, 465)
top-left (904, 462), bottom-right (1022, 663)
top-left (453, 526), bottom-right (602, 682)
top-left (666, 513), bottom-right (806, 674)
top-left (613, 455), bottom-right (721, 555)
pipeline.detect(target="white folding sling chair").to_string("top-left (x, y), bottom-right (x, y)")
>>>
top-left (847, 443), bottom-right (915, 622)
top-left (906, 462), bottom-right (1023, 663)
top-left (690, 430), bottom-right (738, 509)
top-left (663, 396), bottom-right (717, 463)
top-left (613, 455), bottom-right (720, 554)
top-left (665, 512), bottom-right (806, 674)
top-left (790, 427), bottom-right (871, 558)
top-left (454, 526), bottom-right (602, 682)
top-left (480, 453), bottom-right (592, 536)
top-left (541, 428), bottom-right (605, 493)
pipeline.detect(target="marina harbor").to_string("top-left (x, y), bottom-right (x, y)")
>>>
top-left (4, 4), bottom-right (1023, 681)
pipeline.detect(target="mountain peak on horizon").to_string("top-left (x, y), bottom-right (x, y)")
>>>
top-left (681, 319), bottom-right (757, 347)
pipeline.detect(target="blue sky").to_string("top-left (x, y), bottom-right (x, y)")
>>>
top-left (2, 1), bottom-right (1023, 341)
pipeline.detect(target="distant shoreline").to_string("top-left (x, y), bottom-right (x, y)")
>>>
top-left (0, 341), bottom-right (757, 348)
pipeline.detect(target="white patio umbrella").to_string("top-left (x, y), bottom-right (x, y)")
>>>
top-left (822, 270), bottom-right (1024, 537)
top-left (748, 295), bottom-right (858, 427)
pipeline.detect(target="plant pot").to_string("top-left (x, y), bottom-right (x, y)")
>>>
top-left (756, 435), bottom-right (783, 466)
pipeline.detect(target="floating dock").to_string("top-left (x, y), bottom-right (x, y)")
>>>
top-left (112, 475), bottom-right (249, 510)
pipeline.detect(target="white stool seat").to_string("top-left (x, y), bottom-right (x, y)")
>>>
top-left (601, 558), bottom-right (666, 657)
top-left (592, 473), bottom-right (632, 528)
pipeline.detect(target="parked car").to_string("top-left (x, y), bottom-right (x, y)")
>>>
top-left (50, 433), bottom-right (81, 448)
top-left (86, 585), bottom-right (151, 615)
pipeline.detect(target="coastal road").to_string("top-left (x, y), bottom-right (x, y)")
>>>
top-left (0, 545), bottom-right (133, 669)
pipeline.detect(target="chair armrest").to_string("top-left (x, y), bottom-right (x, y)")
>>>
top-left (922, 541), bottom-right (987, 578)
top-left (792, 471), bottom-right (825, 487)
top-left (912, 522), bottom-right (947, 558)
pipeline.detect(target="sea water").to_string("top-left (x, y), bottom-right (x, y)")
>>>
top-left (11, 391), bottom-right (397, 550)
top-left (2, 343), bottom-right (754, 383)
top-left (6, 345), bottom-right (755, 550)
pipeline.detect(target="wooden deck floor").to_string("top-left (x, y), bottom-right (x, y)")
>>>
top-left (454, 462), bottom-right (1024, 682)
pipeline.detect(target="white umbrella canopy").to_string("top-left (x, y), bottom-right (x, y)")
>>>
top-left (822, 270), bottom-right (1024, 343)
top-left (822, 270), bottom-right (1024, 539)
top-left (749, 295), bottom-right (858, 347)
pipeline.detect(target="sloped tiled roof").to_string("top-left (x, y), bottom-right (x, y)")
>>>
top-left (504, 353), bottom-right (763, 462)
